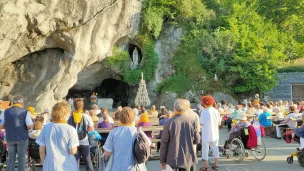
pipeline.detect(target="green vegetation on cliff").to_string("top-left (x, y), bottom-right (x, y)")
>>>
top-left (109, 0), bottom-right (304, 96)
top-left (152, 0), bottom-right (304, 96)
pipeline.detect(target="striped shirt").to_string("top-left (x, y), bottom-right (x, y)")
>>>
top-left (103, 126), bottom-right (147, 171)
top-left (36, 123), bottom-right (79, 171)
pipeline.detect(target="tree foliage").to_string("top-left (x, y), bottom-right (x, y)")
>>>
top-left (142, 0), bottom-right (304, 96)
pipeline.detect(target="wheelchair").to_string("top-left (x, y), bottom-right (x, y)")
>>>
top-left (222, 127), bottom-right (266, 163)
top-left (26, 138), bottom-right (41, 171)
top-left (284, 134), bottom-right (304, 167)
top-left (92, 142), bottom-right (103, 169)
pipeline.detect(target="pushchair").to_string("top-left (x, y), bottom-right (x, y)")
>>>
top-left (222, 127), bottom-right (266, 163)
top-left (26, 138), bottom-right (40, 171)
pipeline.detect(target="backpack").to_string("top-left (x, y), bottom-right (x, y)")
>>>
top-left (134, 127), bottom-right (151, 164)
top-left (68, 115), bottom-right (87, 140)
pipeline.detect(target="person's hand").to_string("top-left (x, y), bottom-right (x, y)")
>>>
top-left (40, 160), bottom-right (44, 165)
top-left (160, 163), bottom-right (166, 170)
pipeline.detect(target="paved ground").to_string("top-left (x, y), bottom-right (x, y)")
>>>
top-left (12, 128), bottom-right (304, 171)
top-left (147, 128), bottom-right (303, 171)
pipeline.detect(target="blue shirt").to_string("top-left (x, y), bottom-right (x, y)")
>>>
top-left (36, 123), bottom-right (79, 171)
top-left (103, 126), bottom-right (137, 171)
top-left (258, 112), bottom-right (272, 127)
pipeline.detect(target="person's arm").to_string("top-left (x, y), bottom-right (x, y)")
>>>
top-left (86, 115), bottom-right (94, 132)
top-left (25, 112), bottom-right (34, 130)
top-left (69, 127), bottom-right (79, 155)
top-left (39, 146), bottom-right (46, 164)
top-left (216, 111), bottom-right (221, 126)
top-left (36, 128), bottom-right (46, 164)
top-left (160, 122), bottom-right (171, 169)
top-left (193, 120), bottom-right (200, 145)
top-left (103, 131), bottom-right (114, 157)
top-left (200, 112), bottom-right (204, 126)
top-left (70, 147), bottom-right (77, 155)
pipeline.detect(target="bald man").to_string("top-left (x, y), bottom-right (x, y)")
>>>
top-left (160, 99), bottom-right (200, 171)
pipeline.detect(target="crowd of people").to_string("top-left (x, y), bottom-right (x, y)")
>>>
top-left (0, 95), bottom-right (304, 171)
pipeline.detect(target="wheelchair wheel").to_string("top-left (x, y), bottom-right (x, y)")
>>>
top-left (251, 139), bottom-right (266, 161)
top-left (229, 138), bottom-right (245, 163)
top-left (94, 146), bottom-right (102, 169)
top-left (287, 157), bottom-right (293, 164)
top-left (298, 153), bottom-right (304, 167)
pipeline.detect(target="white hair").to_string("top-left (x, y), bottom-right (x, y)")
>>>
top-left (174, 99), bottom-right (187, 112)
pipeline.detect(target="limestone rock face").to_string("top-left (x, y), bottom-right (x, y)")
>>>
top-left (0, 0), bottom-right (142, 112)
top-left (154, 26), bottom-right (183, 84)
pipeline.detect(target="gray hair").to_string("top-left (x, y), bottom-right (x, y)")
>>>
top-left (185, 100), bottom-right (191, 108)
top-left (174, 99), bottom-right (187, 113)
top-left (13, 95), bottom-right (24, 104)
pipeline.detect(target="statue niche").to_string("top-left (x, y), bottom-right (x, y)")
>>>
top-left (131, 47), bottom-right (139, 70)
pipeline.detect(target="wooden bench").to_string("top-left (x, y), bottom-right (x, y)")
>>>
top-left (219, 112), bottom-right (232, 115)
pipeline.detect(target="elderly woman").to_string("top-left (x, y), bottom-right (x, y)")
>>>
top-left (137, 109), bottom-right (153, 140)
top-left (89, 110), bottom-right (99, 122)
top-left (258, 107), bottom-right (272, 127)
top-left (149, 105), bottom-right (158, 118)
top-left (98, 115), bottom-right (113, 129)
top-left (98, 108), bottom-right (114, 124)
top-left (114, 106), bottom-right (123, 120)
top-left (103, 107), bottom-right (147, 171)
top-left (200, 96), bottom-right (221, 171)
top-left (36, 102), bottom-right (79, 171)
top-left (272, 107), bottom-right (284, 124)
top-left (275, 105), bottom-right (299, 139)
top-left (29, 116), bottom-right (44, 139)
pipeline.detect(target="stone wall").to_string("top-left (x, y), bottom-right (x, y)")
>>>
top-left (267, 72), bottom-right (304, 101)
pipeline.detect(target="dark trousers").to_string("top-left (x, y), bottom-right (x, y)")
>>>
top-left (227, 118), bottom-right (232, 130)
top-left (75, 145), bottom-right (94, 171)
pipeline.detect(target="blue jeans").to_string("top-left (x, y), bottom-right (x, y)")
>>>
top-left (7, 140), bottom-right (28, 171)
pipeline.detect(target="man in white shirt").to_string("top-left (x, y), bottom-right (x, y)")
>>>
top-left (200, 96), bottom-right (221, 171)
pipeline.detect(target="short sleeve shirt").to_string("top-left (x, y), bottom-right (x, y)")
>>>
top-left (200, 107), bottom-right (221, 142)
top-left (36, 123), bottom-right (79, 171)
top-left (0, 110), bottom-right (33, 126)
top-left (103, 126), bottom-right (137, 171)
top-left (285, 112), bottom-right (299, 128)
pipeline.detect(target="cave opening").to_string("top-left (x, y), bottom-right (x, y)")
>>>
top-left (95, 78), bottom-right (130, 108)
top-left (67, 78), bottom-right (130, 109)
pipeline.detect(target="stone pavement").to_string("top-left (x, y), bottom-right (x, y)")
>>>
top-left (147, 128), bottom-right (304, 171)
top-left (17, 128), bottom-right (304, 171)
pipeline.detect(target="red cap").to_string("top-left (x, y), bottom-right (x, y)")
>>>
top-left (201, 96), bottom-right (215, 106)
